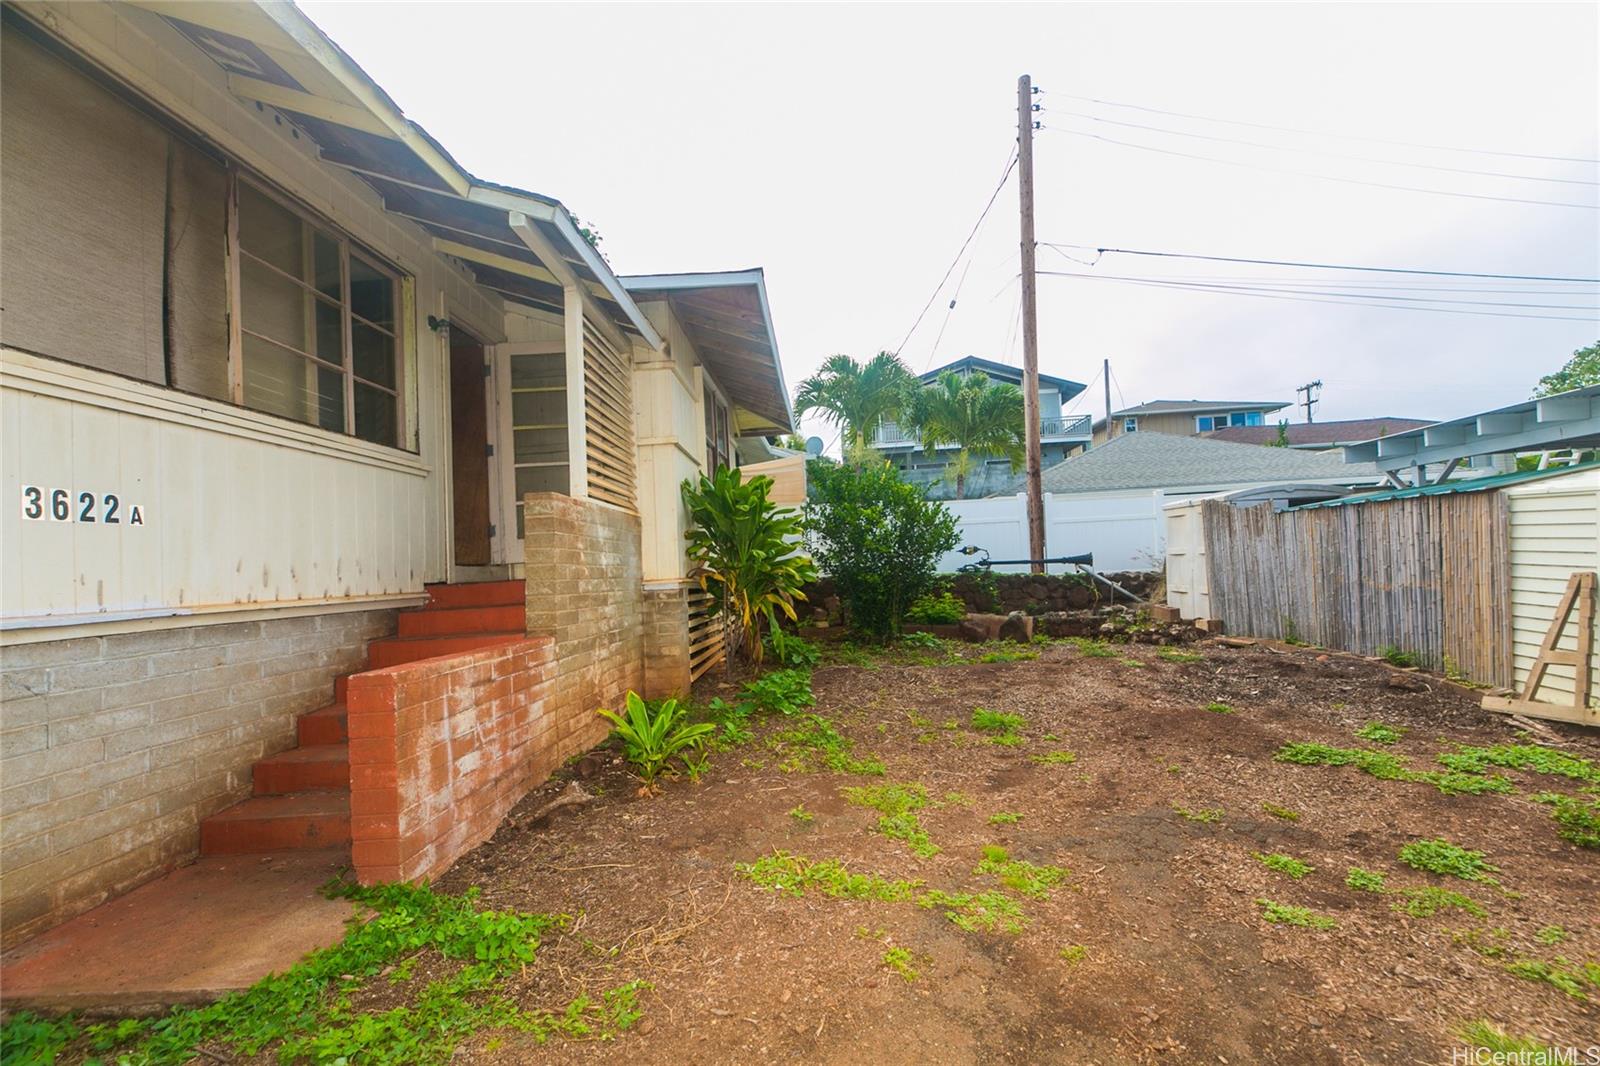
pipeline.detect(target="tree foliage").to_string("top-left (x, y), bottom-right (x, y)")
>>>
top-left (1534, 340), bottom-right (1600, 398)
top-left (793, 352), bottom-right (917, 458)
top-left (903, 369), bottom-right (1024, 498)
top-left (805, 460), bottom-right (960, 640)
top-left (682, 467), bottom-right (815, 663)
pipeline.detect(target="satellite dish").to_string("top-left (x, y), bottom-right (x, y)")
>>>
top-left (804, 436), bottom-right (825, 456)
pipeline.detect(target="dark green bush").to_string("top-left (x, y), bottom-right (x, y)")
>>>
top-left (805, 461), bottom-right (959, 640)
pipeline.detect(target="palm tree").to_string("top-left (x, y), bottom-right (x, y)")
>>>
top-left (904, 369), bottom-right (1024, 499)
top-left (793, 352), bottom-right (917, 459)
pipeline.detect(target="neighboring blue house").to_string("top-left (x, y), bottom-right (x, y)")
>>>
top-left (872, 356), bottom-right (1089, 499)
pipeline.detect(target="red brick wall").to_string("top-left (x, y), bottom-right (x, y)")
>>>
top-left (345, 638), bottom-right (560, 884)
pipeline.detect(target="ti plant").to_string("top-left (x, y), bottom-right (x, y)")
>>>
top-left (682, 466), bottom-right (816, 664)
top-left (597, 693), bottom-right (715, 785)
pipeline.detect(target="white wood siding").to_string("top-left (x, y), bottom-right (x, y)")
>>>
top-left (1506, 470), bottom-right (1600, 706)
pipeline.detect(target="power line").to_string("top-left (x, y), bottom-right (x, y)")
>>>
top-left (1039, 127), bottom-right (1600, 210)
top-left (1049, 111), bottom-right (1599, 186)
top-left (1038, 270), bottom-right (1599, 321)
top-left (923, 255), bottom-right (975, 371)
top-left (1038, 271), bottom-right (1596, 310)
top-left (894, 146), bottom-right (1019, 357)
top-left (1048, 91), bottom-right (1600, 165)
top-left (1040, 243), bottom-right (1600, 283)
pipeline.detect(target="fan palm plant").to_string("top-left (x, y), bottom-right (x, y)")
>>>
top-left (903, 369), bottom-right (1025, 499)
top-left (793, 352), bottom-right (917, 460)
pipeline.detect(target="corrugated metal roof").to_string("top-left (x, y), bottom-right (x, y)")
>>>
top-left (1292, 460), bottom-right (1600, 510)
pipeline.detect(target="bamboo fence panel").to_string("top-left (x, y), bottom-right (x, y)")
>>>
top-left (1201, 492), bottom-right (1511, 687)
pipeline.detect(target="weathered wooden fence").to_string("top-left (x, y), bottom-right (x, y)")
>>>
top-left (1201, 493), bottom-right (1512, 687)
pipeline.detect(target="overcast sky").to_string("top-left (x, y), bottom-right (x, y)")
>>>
top-left (302, 1), bottom-right (1598, 443)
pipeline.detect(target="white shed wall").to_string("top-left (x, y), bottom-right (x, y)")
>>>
top-left (1163, 499), bottom-right (1212, 620)
top-left (1505, 469), bottom-right (1600, 706)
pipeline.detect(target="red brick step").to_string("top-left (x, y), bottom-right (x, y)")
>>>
top-left (397, 603), bottom-right (524, 638)
top-left (423, 580), bottom-right (524, 609)
top-left (253, 744), bottom-right (349, 795)
top-left (366, 633), bottom-right (523, 669)
top-left (297, 704), bottom-right (348, 746)
top-left (199, 793), bottom-right (350, 854)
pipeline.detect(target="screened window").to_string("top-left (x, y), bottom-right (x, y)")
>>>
top-left (704, 384), bottom-right (731, 473)
top-left (235, 180), bottom-right (403, 446)
top-left (509, 350), bottom-right (569, 538)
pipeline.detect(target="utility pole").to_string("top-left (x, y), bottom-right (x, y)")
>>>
top-left (1017, 74), bottom-right (1044, 573)
top-left (1103, 357), bottom-right (1112, 444)
top-left (1296, 379), bottom-right (1323, 423)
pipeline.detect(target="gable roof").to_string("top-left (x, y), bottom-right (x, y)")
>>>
top-left (1206, 418), bottom-right (1434, 448)
top-left (924, 356), bottom-right (1086, 402)
top-left (1009, 430), bottom-right (1380, 495)
top-left (1110, 399), bottom-right (1291, 418)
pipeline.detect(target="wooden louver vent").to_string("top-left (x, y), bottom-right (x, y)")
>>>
top-left (581, 318), bottom-right (636, 511)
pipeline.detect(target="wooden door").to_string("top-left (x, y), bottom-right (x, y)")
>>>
top-left (450, 330), bottom-right (491, 565)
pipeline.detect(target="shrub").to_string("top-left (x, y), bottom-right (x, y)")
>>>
top-left (905, 590), bottom-right (966, 625)
top-left (740, 669), bottom-right (815, 717)
top-left (683, 466), bottom-right (816, 663)
top-left (765, 632), bottom-right (821, 667)
top-left (805, 460), bottom-right (960, 640)
top-left (1378, 645), bottom-right (1420, 668)
top-left (597, 693), bottom-right (715, 784)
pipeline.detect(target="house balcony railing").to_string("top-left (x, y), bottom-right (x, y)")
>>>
top-left (872, 413), bottom-right (1092, 447)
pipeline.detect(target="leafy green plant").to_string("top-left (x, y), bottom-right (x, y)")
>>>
top-left (1158, 649), bottom-right (1203, 663)
top-left (988, 811), bottom-right (1023, 825)
top-left (1070, 638), bottom-right (1116, 658)
top-left (1355, 721), bottom-right (1405, 745)
top-left (1, 1012), bottom-right (79, 1065)
top-left (788, 805), bottom-right (814, 823)
top-left (1262, 802), bottom-right (1300, 821)
top-left (805, 460), bottom-right (960, 640)
top-left (740, 669), bottom-right (816, 717)
top-left (1398, 839), bottom-right (1500, 884)
top-left (1172, 805), bottom-right (1224, 824)
top-left (975, 844), bottom-right (1068, 899)
top-left (597, 693), bottom-right (715, 784)
top-left (1256, 898), bottom-right (1336, 930)
top-left (971, 708), bottom-right (1024, 734)
top-left (1537, 925), bottom-right (1570, 945)
top-left (881, 946), bottom-right (920, 982)
top-left (1439, 743), bottom-right (1600, 785)
top-left (1393, 886), bottom-right (1485, 918)
top-left (901, 630), bottom-right (946, 649)
top-left (1255, 853), bottom-right (1313, 880)
top-left (1533, 792), bottom-right (1600, 848)
top-left (1274, 741), bottom-right (1515, 796)
top-left (1205, 702), bottom-right (1234, 715)
top-left (979, 648), bottom-right (1038, 663)
top-left (683, 466), bottom-right (816, 663)
top-left (1345, 867), bottom-right (1386, 893)
top-left (765, 632), bottom-right (821, 667)
top-left (1378, 645), bottom-right (1420, 668)
top-left (38, 882), bottom-right (645, 1065)
top-left (1458, 1020), bottom-right (1555, 1057)
top-left (1059, 945), bottom-right (1088, 964)
top-left (905, 590), bottom-right (966, 624)
top-left (843, 781), bottom-right (939, 857)
top-left (737, 851), bottom-right (921, 901)
top-left (771, 714), bottom-right (884, 775)
top-left (917, 889), bottom-right (1027, 934)
top-left (1030, 751), bottom-right (1077, 766)
top-left (1504, 957), bottom-right (1599, 1000)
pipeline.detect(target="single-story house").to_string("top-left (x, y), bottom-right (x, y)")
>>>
top-left (0, 1), bottom-right (793, 947)
top-left (937, 431), bottom-right (1381, 572)
top-left (873, 356), bottom-right (1090, 499)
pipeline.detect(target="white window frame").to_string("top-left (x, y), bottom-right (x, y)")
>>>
top-left (227, 170), bottom-right (409, 450)
top-left (1124, 417), bottom-right (1139, 433)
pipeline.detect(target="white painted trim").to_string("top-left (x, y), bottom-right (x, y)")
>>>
top-left (1, 592), bottom-right (427, 643)
top-left (1, 349), bottom-right (431, 477)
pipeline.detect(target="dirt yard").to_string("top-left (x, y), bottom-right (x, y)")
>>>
top-left (407, 636), bottom-right (1600, 1065)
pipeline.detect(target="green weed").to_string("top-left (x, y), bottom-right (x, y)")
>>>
top-left (974, 844), bottom-right (1068, 899)
top-left (1030, 751), bottom-right (1077, 766)
top-left (1173, 805), bottom-right (1224, 824)
top-left (941, 791), bottom-right (974, 807)
top-left (1274, 742), bottom-right (1514, 796)
top-left (788, 805), bottom-right (814, 824)
top-left (1504, 957), bottom-right (1600, 1000)
top-left (740, 669), bottom-right (816, 717)
top-left (736, 852), bottom-right (921, 901)
top-left (1355, 721), bottom-right (1405, 745)
top-left (1058, 945), bottom-right (1088, 965)
top-left (900, 630), bottom-right (947, 650)
top-left (1378, 645), bottom-right (1420, 668)
top-left (1458, 1020), bottom-right (1555, 1056)
top-left (1256, 898), bottom-right (1336, 930)
top-left (598, 693), bottom-right (715, 784)
top-left (988, 812), bottom-right (1023, 825)
top-left (1070, 638), bottom-right (1116, 658)
top-left (842, 782), bottom-right (939, 857)
top-left (1437, 743), bottom-right (1600, 785)
top-left (1261, 802), bottom-right (1300, 821)
top-left (1536, 925), bottom-right (1569, 946)
top-left (1398, 839), bottom-right (1500, 884)
top-left (881, 946), bottom-right (919, 982)
top-left (979, 648), bottom-right (1038, 664)
top-left (1117, 657), bottom-right (1145, 668)
top-left (1345, 867), bottom-right (1387, 893)
top-left (1205, 702), bottom-right (1234, 715)
top-left (1392, 887), bottom-right (1486, 919)
top-left (1255, 853), bottom-right (1313, 880)
top-left (1158, 649), bottom-right (1204, 663)
top-left (1533, 792), bottom-right (1600, 849)
top-left (770, 714), bottom-right (886, 776)
top-left (917, 890), bottom-right (1027, 935)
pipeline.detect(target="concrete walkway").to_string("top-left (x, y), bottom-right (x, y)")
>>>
top-left (1, 850), bottom-right (352, 1015)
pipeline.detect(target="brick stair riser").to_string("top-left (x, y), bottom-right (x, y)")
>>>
top-left (297, 707), bottom-right (348, 746)
top-left (423, 581), bottom-right (525, 609)
top-left (199, 813), bottom-right (350, 854)
top-left (253, 754), bottom-right (350, 795)
top-left (397, 604), bottom-right (525, 638)
top-left (366, 634), bottom-right (522, 669)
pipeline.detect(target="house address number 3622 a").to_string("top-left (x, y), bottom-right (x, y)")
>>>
top-left (19, 486), bottom-right (147, 525)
